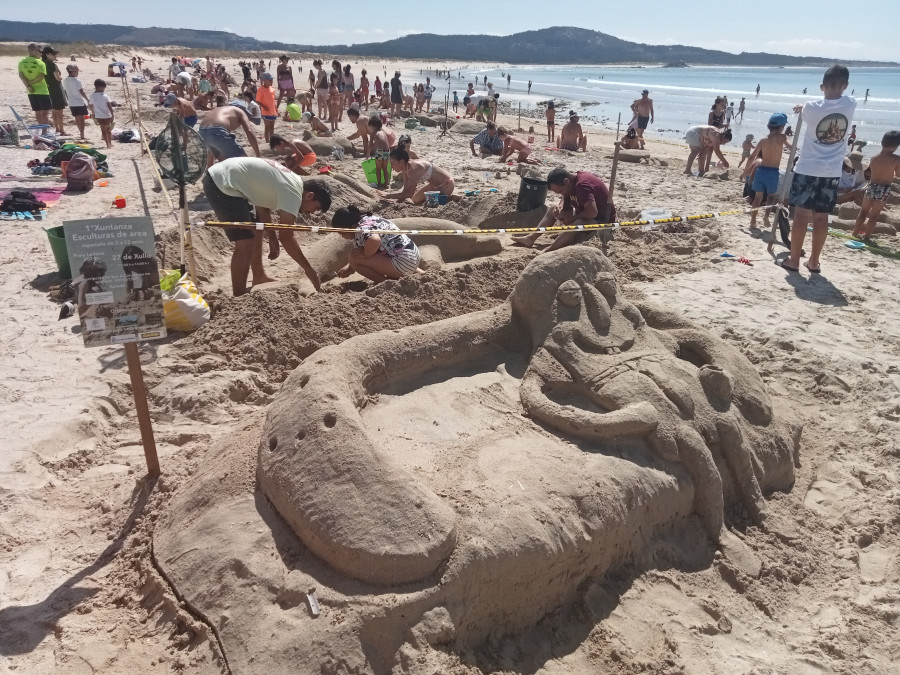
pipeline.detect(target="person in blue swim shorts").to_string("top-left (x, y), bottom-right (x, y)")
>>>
top-left (741, 112), bottom-right (793, 228)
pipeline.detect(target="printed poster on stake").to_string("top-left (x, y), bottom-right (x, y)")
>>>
top-left (64, 216), bottom-right (167, 348)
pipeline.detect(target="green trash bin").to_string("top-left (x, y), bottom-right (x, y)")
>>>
top-left (44, 226), bottom-right (72, 278)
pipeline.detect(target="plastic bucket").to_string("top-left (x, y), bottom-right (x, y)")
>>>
top-left (44, 226), bottom-right (71, 278)
top-left (517, 176), bottom-right (548, 212)
top-left (424, 191), bottom-right (440, 207)
top-left (361, 158), bottom-right (391, 185)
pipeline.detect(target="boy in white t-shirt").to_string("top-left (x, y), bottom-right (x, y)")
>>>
top-left (63, 64), bottom-right (90, 139)
top-left (782, 65), bottom-right (856, 274)
top-left (88, 78), bottom-right (114, 148)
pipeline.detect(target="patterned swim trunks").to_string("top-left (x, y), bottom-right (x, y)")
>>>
top-left (865, 182), bottom-right (891, 202)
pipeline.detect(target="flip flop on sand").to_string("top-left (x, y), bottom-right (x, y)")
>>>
top-left (804, 262), bottom-right (821, 274)
top-left (777, 259), bottom-right (799, 272)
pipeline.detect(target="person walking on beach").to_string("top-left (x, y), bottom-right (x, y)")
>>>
top-left (756, 84), bottom-right (761, 95)
top-left (528, 80), bottom-right (532, 94)
top-left (725, 102), bottom-right (736, 126)
top-left (390, 71), bottom-right (403, 117)
top-left (511, 168), bottom-right (615, 252)
top-left (546, 101), bottom-right (556, 143)
top-left (737, 98), bottom-right (746, 121)
top-left (630, 89), bottom-right (654, 146)
top-left (782, 65), bottom-right (856, 275)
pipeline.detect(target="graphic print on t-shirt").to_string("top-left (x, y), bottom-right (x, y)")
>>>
top-left (815, 113), bottom-right (849, 145)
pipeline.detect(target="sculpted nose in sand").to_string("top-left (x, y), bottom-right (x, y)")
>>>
top-left (258, 247), bottom-right (801, 586)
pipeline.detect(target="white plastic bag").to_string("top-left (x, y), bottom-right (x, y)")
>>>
top-left (162, 271), bottom-right (209, 332)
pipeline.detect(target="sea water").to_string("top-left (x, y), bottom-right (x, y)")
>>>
top-left (458, 65), bottom-right (900, 157)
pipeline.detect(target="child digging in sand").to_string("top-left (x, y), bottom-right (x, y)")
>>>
top-left (742, 113), bottom-right (792, 229)
top-left (332, 205), bottom-right (424, 282)
top-left (852, 130), bottom-right (900, 241)
top-left (497, 128), bottom-right (540, 164)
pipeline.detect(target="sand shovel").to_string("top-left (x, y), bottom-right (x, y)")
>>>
top-left (767, 112), bottom-right (802, 253)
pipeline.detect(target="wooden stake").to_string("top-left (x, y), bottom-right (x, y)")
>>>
top-left (124, 342), bottom-right (160, 476)
top-left (601, 141), bottom-right (622, 254)
top-left (518, 102), bottom-right (522, 132)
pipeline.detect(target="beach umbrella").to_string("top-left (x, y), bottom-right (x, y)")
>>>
top-left (154, 112), bottom-right (208, 282)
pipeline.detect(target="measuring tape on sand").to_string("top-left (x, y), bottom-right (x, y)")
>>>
top-left (199, 206), bottom-right (770, 237)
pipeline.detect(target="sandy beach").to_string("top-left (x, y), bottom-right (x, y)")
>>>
top-left (1, 44), bottom-right (899, 674)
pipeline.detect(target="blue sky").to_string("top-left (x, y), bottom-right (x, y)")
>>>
top-left (10, 0), bottom-right (899, 62)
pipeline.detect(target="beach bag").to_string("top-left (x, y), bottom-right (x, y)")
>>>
top-left (65, 152), bottom-right (95, 191)
top-left (161, 271), bottom-right (210, 332)
top-left (0, 190), bottom-right (46, 213)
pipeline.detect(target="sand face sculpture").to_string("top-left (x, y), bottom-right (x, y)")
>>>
top-left (259, 246), bottom-right (800, 592)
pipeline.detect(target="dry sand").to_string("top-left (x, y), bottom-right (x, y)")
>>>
top-left (1, 45), bottom-right (899, 675)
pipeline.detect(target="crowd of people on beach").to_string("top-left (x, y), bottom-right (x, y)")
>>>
top-left (16, 45), bottom-right (898, 295)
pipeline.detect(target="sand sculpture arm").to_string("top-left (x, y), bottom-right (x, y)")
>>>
top-left (520, 369), bottom-right (660, 441)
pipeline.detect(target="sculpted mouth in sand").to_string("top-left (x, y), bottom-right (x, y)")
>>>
top-left (258, 246), bottom-right (801, 588)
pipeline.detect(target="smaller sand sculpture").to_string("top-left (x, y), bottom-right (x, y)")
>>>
top-left (259, 247), bottom-right (800, 589)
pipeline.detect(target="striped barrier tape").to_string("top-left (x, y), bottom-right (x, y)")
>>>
top-left (199, 206), bottom-right (772, 237)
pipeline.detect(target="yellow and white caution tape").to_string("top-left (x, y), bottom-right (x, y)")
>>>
top-left (199, 204), bottom-right (779, 237)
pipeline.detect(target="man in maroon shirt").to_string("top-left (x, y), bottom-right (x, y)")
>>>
top-left (512, 167), bottom-right (616, 252)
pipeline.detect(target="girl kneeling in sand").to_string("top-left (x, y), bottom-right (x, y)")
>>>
top-left (332, 205), bottom-right (423, 282)
top-left (379, 148), bottom-right (455, 204)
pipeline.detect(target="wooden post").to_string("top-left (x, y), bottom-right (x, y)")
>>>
top-left (518, 102), bottom-right (522, 132)
top-left (615, 112), bottom-right (622, 142)
top-left (136, 91), bottom-right (145, 155)
top-left (767, 111), bottom-right (803, 252)
top-left (124, 342), bottom-right (160, 476)
top-left (601, 141), bottom-right (622, 254)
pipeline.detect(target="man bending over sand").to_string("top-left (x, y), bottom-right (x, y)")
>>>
top-left (683, 126), bottom-right (732, 176)
top-left (198, 104), bottom-right (261, 166)
top-left (201, 157), bottom-right (332, 295)
top-left (558, 112), bottom-right (587, 152)
top-left (512, 167), bottom-right (615, 252)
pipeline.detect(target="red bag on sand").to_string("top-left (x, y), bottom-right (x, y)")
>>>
top-left (66, 152), bottom-right (96, 192)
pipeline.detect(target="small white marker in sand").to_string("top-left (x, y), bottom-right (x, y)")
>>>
top-left (306, 588), bottom-right (320, 618)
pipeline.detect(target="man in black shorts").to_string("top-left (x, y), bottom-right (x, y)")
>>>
top-left (202, 157), bottom-right (332, 295)
top-left (18, 43), bottom-right (51, 126)
top-left (630, 89), bottom-right (655, 147)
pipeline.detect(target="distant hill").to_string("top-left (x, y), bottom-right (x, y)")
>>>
top-left (0, 22), bottom-right (895, 67)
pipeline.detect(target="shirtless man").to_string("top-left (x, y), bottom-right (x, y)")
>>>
top-left (852, 130), bottom-right (900, 240)
top-left (345, 107), bottom-right (371, 157)
top-left (737, 97), bottom-right (746, 121)
top-left (683, 125), bottom-right (732, 176)
top-left (630, 89), bottom-right (654, 147)
top-left (557, 112), bottom-right (587, 152)
top-left (269, 133), bottom-right (317, 175)
top-left (163, 93), bottom-right (199, 128)
top-left (740, 113), bottom-right (792, 228)
top-left (198, 104), bottom-right (261, 166)
top-left (497, 127), bottom-right (540, 164)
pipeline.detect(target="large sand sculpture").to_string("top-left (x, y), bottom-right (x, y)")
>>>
top-left (157, 247), bottom-right (800, 671)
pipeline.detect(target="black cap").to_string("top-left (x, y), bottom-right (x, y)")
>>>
top-left (42, 45), bottom-right (58, 55)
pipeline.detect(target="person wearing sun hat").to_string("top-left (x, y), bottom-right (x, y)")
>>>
top-left (837, 150), bottom-right (867, 205)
